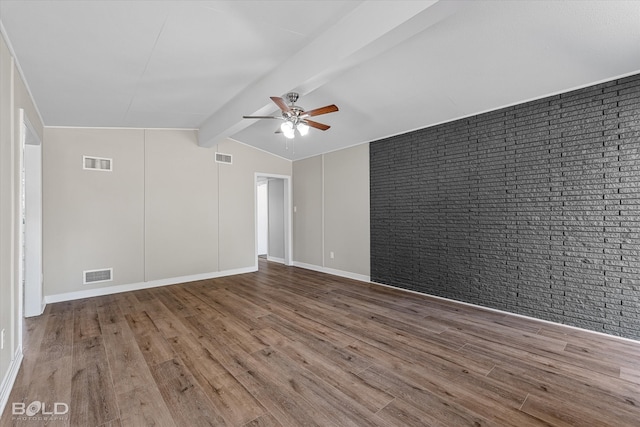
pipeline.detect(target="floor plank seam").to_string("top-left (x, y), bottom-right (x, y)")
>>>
top-left (7, 260), bottom-right (640, 426)
top-left (519, 393), bottom-right (530, 411)
top-left (374, 396), bottom-right (396, 416)
top-left (485, 364), bottom-right (497, 378)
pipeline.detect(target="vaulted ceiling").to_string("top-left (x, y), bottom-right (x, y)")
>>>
top-left (1, 1), bottom-right (639, 160)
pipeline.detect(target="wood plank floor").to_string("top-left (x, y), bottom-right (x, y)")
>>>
top-left (3, 259), bottom-right (640, 426)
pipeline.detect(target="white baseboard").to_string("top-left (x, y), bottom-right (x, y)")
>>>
top-left (266, 256), bottom-right (285, 264)
top-left (0, 347), bottom-right (23, 418)
top-left (369, 280), bottom-right (640, 345)
top-left (292, 261), bottom-right (370, 283)
top-left (24, 302), bottom-right (46, 318)
top-left (290, 262), bottom-right (639, 345)
top-left (44, 266), bottom-right (258, 304)
top-left (41, 260), bottom-right (640, 346)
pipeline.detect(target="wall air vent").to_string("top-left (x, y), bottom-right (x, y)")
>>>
top-left (83, 268), bottom-right (113, 285)
top-left (83, 156), bottom-right (112, 171)
top-left (215, 152), bottom-right (232, 164)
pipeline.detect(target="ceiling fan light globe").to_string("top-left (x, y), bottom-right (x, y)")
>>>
top-left (283, 128), bottom-right (295, 139)
top-left (281, 121), bottom-right (294, 132)
top-left (297, 123), bottom-right (309, 136)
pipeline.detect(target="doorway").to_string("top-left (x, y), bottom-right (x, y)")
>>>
top-left (255, 173), bottom-right (292, 267)
top-left (19, 109), bottom-right (44, 317)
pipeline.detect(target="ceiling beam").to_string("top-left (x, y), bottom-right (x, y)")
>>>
top-left (197, 0), bottom-right (462, 148)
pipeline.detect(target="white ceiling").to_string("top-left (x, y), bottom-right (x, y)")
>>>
top-left (1, 1), bottom-right (639, 160)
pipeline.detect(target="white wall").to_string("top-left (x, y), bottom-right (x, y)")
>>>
top-left (292, 156), bottom-right (323, 266)
top-left (293, 144), bottom-right (370, 279)
top-left (0, 31), bottom-right (15, 414)
top-left (0, 30), bottom-right (45, 415)
top-left (1, 27), bottom-right (367, 414)
top-left (144, 129), bottom-right (219, 281)
top-left (43, 128), bottom-right (146, 295)
top-left (323, 144), bottom-right (370, 276)
top-left (217, 140), bottom-right (291, 271)
top-left (43, 130), bottom-right (292, 300)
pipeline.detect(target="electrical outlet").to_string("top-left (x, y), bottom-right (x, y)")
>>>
top-left (330, 251), bottom-right (335, 259)
top-left (294, 206), bottom-right (297, 213)
top-left (1, 329), bottom-right (5, 350)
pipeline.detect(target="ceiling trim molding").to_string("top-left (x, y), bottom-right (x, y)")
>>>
top-left (348, 68), bottom-right (640, 151)
top-left (0, 18), bottom-right (45, 128)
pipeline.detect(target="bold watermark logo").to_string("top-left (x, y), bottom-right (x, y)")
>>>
top-left (12, 400), bottom-right (69, 421)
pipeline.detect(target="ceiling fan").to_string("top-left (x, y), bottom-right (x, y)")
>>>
top-left (243, 92), bottom-right (338, 139)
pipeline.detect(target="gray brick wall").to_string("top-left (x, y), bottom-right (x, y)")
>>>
top-left (370, 73), bottom-right (640, 340)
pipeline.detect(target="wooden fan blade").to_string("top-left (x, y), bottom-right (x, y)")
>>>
top-left (243, 115), bottom-right (280, 119)
top-left (270, 96), bottom-right (291, 113)
top-left (303, 104), bottom-right (338, 117)
top-left (304, 119), bottom-right (330, 131)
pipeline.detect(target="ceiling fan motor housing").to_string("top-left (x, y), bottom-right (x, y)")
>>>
top-left (285, 106), bottom-right (305, 122)
top-left (286, 92), bottom-right (300, 104)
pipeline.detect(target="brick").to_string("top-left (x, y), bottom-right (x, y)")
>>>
top-left (370, 73), bottom-right (640, 340)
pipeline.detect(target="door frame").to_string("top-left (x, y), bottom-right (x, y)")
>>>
top-left (254, 173), bottom-right (292, 267)
top-left (19, 108), bottom-right (44, 318)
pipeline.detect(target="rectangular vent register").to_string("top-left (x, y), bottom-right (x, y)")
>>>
top-left (83, 155), bottom-right (112, 171)
top-left (215, 152), bottom-right (232, 164)
top-left (83, 268), bottom-right (113, 284)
